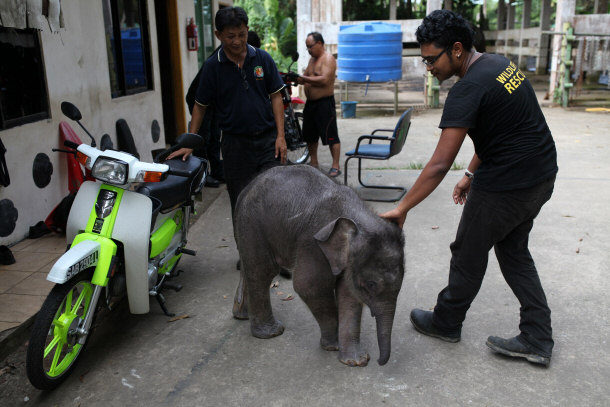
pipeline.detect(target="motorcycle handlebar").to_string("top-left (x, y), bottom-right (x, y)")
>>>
top-left (64, 140), bottom-right (79, 149)
top-left (166, 168), bottom-right (192, 177)
top-left (280, 71), bottom-right (300, 85)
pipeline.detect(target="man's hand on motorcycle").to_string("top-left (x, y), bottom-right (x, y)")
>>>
top-left (166, 147), bottom-right (193, 161)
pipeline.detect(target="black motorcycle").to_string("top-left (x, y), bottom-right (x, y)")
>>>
top-left (279, 54), bottom-right (309, 164)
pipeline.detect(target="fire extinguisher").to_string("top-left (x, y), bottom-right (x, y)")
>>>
top-left (187, 18), bottom-right (198, 51)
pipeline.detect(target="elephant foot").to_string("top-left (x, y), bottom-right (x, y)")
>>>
top-left (232, 271), bottom-right (248, 320)
top-left (251, 317), bottom-right (285, 339)
top-left (338, 348), bottom-right (370, 367)
top-left (232, 301), bottom-right (249, 320)
top-left (320, 337), bottom-right (339, 351)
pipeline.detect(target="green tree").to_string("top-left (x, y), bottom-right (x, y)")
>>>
top-left (343, 0), bottom-right (428, 21)
top-left (234, 0), bottom-right (297, 70)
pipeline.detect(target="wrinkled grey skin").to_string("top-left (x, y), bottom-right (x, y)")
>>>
top-left (232, 165), bottom-right (405, 367)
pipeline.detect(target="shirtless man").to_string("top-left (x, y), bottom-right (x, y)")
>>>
top-left (298, 32), bottom-right (341, 177)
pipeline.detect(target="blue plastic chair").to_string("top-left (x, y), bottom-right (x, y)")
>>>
top-left (343, 108), bottom-right (413, 202)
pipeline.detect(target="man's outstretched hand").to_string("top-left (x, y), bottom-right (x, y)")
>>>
top-left (166, 148), bottom-right (194, 161)
top-left (379, 208), bottom-right (407, 229)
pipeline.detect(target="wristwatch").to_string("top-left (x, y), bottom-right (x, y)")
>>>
top-left (465, 169), bottom-right (474, 179)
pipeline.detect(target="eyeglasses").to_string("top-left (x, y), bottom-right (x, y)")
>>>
top-left (239, 67), bottom-right (249, 90)
top-left (422, 47), bottom-right (450, 67)
top-left (306, 42), bottom-right (318, 49)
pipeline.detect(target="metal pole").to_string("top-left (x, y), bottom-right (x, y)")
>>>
top-left (426, 72), bottom-right (440, 108)
top-left (553, 23), bottom-right (575, 107)
top-left (561, 23), bottom-right (574, 107)
top-left (394, 81), bottom-right (398, 115)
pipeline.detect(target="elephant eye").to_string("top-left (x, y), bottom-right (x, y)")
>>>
top-left (364, 280), bottom-right (378, 295)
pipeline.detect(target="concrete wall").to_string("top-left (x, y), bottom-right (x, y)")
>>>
top-left (179, 0), bottom-right (204, 125)
top-left (0, 0), bottom-right (198, 246)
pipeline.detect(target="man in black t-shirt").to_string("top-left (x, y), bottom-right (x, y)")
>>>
top-left (168, 7), bottom-right (287, 217)
top-left (381, 10), bottom-right (557, 367)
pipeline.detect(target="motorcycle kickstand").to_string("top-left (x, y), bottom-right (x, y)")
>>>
top-left (151, 274), bottom-right (175, 317)
top-left (154, 292), bottom-right (174, 317)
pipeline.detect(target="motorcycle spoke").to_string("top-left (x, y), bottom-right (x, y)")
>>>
top-left (70, 284), bottom-right (91, 315)
top-left (48, 342), bottom-right (65, 375)
top-left (70, 289), bottom-right (86, 314)
top-left (64, 290), bottom-right (72, 314)
top-left (43, 335), bottom-right (60, 359)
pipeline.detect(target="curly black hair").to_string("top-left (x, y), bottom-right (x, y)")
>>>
top-left (416, 9), bottom-right (475, 51)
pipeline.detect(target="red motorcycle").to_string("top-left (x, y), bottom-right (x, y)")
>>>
top-left (279, 54), bottom-right (309, 164)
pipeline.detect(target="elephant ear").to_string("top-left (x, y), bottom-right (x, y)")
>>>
top-left (313, 217), bottom-right (358, 276)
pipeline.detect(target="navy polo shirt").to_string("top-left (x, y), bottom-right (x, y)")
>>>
top-left (195, 44), bottom-right (285, 135)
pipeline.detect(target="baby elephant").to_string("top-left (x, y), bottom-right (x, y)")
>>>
top-left (232, 165), bottom-right (405, 366)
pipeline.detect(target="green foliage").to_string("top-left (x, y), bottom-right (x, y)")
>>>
top-left (278, 17), bottom-right (297, 58)
top-left (343, 0), bottom-right (428, 21)
top-left (234, 0), bottom-right (297, 70)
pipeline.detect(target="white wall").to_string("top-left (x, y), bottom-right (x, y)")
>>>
top-left (0, 0), bottom-right (190, 246)
top-left (179, 1), bottom-right (202, 119)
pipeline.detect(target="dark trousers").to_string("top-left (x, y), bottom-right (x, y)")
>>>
top-left (221, 128), bottom-right (281, 217)
top-left (433, 176), bottom-right (556, 357)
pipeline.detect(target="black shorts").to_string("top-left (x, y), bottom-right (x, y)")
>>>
top-left (302, 95), bottom-right (340, 146)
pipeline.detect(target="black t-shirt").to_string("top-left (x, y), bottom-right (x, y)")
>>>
top-left (195, 44), bottom-right (284, 135)
top-left (440, 53), bottom-right (558, 191)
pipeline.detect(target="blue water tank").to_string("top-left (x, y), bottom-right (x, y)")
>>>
top-left (337, 22), bottom-right (403, 82)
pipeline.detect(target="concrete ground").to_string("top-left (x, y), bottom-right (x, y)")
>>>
top-left (1, 107), bottom-right (609, 406)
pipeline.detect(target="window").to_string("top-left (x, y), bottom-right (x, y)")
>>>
top-left (103, 0), bottom-right (152, 98)
top-left (0, 27), bottom-right (49, 130)
top-left (194, 0), bottom-right (215, 67)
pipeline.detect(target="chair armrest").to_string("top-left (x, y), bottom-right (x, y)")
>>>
top-left (354, 134), bottom-right (392, 153)
top-left (371, 129), bottom-right (394, 135)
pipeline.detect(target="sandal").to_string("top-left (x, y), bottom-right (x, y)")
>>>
top-left (328, 168), bottom-right (341, 177)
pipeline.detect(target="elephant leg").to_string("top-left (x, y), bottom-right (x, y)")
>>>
top-left (336, 276), bottom-right (369, 367)
top-left (305, 297), bottom-right (339, 351)
top-left (232, 270), bottom-right (249, 320)
top-left (293, 264), bottom-right (339, 351)
top-left (244, 259), bottom-right (284, 339)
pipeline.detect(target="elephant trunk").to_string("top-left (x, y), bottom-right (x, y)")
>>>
top-left (374, 304), bottom-right (396, 366)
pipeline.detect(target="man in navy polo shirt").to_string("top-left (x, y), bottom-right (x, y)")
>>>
top-left (168, 6), bottom-right (287, 218)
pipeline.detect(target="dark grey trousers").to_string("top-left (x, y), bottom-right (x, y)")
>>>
top-left (433, 176), bottom-right (556, 357)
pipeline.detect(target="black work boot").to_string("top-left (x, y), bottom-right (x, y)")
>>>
top-left (410, 309), bottom-right (461, 343)
top-left (205, 175), bottom-right (220, 188)
top-left (486, 336), bottom-right (550, 367)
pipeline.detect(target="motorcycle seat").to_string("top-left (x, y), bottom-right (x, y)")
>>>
top-left (137, 156), bottom-right (207, 211)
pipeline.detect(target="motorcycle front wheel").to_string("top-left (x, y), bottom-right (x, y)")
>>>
top-left (286, 112), bottom-right (309, 164)
top-left (26, 269), bottom-right (97, 390)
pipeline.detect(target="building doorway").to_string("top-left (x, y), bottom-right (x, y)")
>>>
top-left (153, 0), bottom-right (185, 145)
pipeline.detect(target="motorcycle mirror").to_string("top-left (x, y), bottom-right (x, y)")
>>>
top-left (61, 102), bottom-right (82, 121)
top-left (60, 101), bottom-right (96, 147)
top-left (292, 52), bottom-right (299, 62)
top-left (176, 133), bottom-right (203, 149)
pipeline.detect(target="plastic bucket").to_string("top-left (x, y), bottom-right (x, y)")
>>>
top-left (341, 101), bottom-right (358, 118)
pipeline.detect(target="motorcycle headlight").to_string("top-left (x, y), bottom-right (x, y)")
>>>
top-left (91, 157), bottom-right (128, 185)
